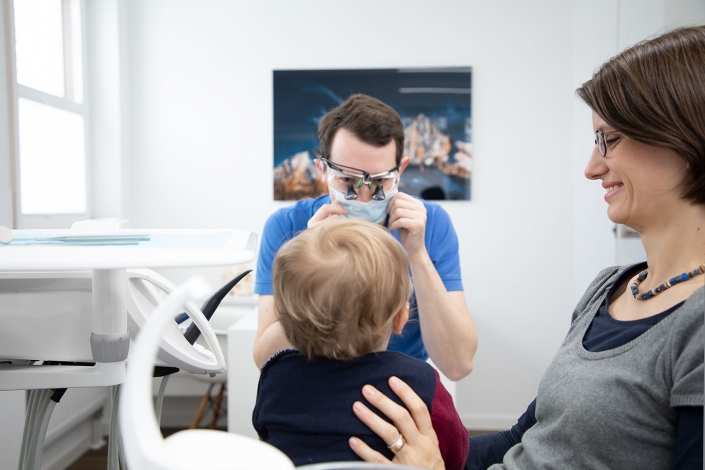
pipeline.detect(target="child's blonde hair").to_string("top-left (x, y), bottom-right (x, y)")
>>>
top-left (273, 218), bottom-right (412, 360)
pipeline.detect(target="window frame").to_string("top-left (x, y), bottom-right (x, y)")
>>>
top-left (4, 0), bottom-right (92, 229)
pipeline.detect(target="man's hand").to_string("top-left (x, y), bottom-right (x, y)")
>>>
top-left (387, 192), bottom-right (427, 257)
top-left (307, 199), bottom-right (348, 229)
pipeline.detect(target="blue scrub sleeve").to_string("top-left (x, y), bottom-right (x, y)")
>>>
top-left (255, 214), bottom-right (295, 295)
top-left (424, 204), bottom-right (463, 292)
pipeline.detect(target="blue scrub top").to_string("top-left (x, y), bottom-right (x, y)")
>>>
top-left (255, 194), bottom-right (464, 361)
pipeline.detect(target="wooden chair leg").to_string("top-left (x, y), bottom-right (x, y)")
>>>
top-left (209, 384), bottom-right (226, 429)
top-left (190, 384), bottom-right (214, 429)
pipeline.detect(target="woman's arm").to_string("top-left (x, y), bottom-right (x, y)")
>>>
top-left (349, 376), bottom-right (446, 470)
top-left (466, 399), bottom-right (537, 469)
top-left (674, 406), bottom-right (703, 469)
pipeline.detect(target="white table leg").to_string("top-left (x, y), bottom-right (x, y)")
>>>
top-left (90, 269), bottom-right (130, 364)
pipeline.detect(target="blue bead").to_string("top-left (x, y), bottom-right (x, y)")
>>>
top-left (631, 267), bottom-right (704, 301)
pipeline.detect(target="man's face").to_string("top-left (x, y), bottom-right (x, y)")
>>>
top-left (318, 128), bottom-right (408, 203)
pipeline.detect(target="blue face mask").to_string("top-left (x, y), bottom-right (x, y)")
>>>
top-left (331, 187), bottom-right (398, 224)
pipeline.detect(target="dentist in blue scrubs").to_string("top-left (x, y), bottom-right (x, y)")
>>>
top-left (253, 94), bottom-right (477, 381)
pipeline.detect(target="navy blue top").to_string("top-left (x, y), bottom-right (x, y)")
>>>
top-left (466, 263), bottom-right (703, 470)
top-left (583, 263), bottom-right (685, 352)
top-left (254, 349), bottom-right (469, 469)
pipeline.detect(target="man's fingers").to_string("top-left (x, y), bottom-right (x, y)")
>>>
top-left (388, 205), bottom-right (426, 222)
top-left (389, 208), bottom-right (425, 224)
top-left (308, 202), bottom-right (348, 228)
top-left (387, 192), bottom-right (427, 237)
top-left (348, 437), bottom-right (393, 464)
top-left (388, 216), bottom-right (422, 233)
top-left (387, 192), bottom-right (424, 213)
top-left (389, 376), bottom-right (435, 435)
top-left (321, 203), bottom-right (348, 217)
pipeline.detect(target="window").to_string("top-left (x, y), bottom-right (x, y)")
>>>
top-left (7, 0), bottom-right (89, 227)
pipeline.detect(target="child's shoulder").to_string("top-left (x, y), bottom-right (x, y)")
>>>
top-left (260, 348), bottom-right (302, 373)
top-left (367, 352), bottom-right (438, 384)
top-left (260, 350), bottom-right (438, 385)
top-left (374, 351), bottom-right (434, 368)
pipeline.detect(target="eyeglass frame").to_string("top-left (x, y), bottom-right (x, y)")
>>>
top-left (319, 157), bottom-right (401, 190)
top-left (594, 129), bottom-right (622, 156)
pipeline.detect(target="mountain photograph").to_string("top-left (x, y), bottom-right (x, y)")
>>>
top-left (273, 68), bottom-right (472, 200)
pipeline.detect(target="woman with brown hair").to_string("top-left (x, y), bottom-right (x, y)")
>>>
top-left (348, 25), bottom-right (704, 470)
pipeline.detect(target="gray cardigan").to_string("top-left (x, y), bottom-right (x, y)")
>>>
top-left (492, 266), bottom-right (704, 470)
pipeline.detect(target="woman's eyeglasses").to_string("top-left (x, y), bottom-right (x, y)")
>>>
top-left (595, 129), bottom-right (622, 156)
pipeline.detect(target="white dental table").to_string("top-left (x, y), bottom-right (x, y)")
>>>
top-left (0, 228), bottom-right (257, 390)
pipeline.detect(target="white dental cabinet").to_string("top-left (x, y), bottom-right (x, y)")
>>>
top-left (0, 224), bottom-right (257, 470)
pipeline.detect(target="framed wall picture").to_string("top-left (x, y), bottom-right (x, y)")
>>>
top-left (273, 67), bottom-right (472, 201)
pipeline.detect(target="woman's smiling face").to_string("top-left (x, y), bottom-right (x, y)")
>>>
top-left (584, 111), bottom-right (691, 231)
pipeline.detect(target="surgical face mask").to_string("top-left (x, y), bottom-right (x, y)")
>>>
top-left (332, 187), bottom-right (398, 224)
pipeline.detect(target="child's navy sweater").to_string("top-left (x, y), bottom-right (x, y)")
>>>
top-left (253, 349), bottom-right (468, 469)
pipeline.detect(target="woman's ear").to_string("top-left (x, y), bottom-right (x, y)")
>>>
top-left (392, 302), bottom-right (410, 335)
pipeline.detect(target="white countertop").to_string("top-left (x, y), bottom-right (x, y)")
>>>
top-left (0, 229), bottom-right (257, 270)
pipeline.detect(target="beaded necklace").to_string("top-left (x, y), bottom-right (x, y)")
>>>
top-left (630, 263), bottom-right (705, 300)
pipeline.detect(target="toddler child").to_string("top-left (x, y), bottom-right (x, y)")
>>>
top-left (252, 218), bottom-right (468, 469)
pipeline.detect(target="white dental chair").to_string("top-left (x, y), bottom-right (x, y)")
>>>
top-left (120, 277), bottom-right (295, 469)
top-left (120, 276), bottom-right (429, 470)
top-left (109, 268), bottom-right (252, 467)
top-left (126, 268), bottom-right (228, 375)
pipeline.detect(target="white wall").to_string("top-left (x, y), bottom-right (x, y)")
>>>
top-left (85, 0), bottom-right (125, 220)
top-left (0, 3), bottom-right (15, 229)
top-left (88, 0), bottom-right (704, 428)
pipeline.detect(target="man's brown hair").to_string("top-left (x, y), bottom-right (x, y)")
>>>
top-left (318, 94), bottom-right (405, 165)
top-left (577, 25), bottom-right (705, 203)
top-left (273, 218), bottom-right (412, 360)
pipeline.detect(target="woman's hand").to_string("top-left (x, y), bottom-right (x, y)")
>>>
top-left (349, 376), bottom-right (446, 470)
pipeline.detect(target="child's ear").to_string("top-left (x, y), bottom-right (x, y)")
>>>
top-left (392, 302), bottom-right (410, 335)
